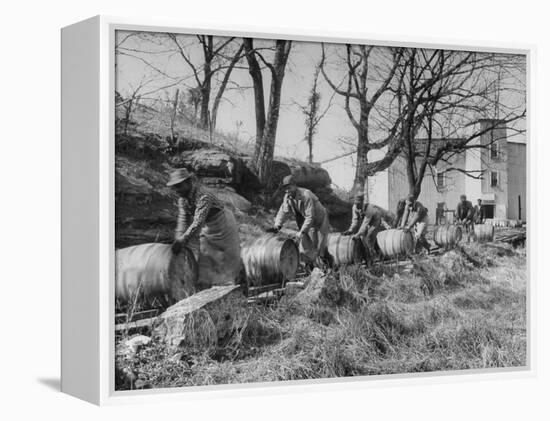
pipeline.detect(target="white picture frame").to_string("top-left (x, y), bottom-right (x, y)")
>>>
top-left (61, 15), bottom-right (534, 405)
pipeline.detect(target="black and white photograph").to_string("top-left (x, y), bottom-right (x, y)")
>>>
top-left (113, 29), bottom-right (527, 391)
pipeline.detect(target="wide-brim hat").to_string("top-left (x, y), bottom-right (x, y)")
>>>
top-left (281, 175), bottom-right (295, 187)
top-left (166, 168), bottom-right (194, 187)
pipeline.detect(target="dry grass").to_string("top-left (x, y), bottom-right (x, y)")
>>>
top-left (115, 242), bottom-right (527, 390)
top-left (118, 102), bottom-right (255, 157)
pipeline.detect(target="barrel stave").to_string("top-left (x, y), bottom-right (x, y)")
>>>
top-left (474, 224), bottom-right (494, 242)
top-left (433, 225), bottom-right (462, 248)
top-left (241, 235), bottom-right (299, 287)
top-left (115, 243), bottom-right (198, 306)
top-left (376, 229), bottom-right (414, 259)
top-left (326, 233), bottom-right (365, 266)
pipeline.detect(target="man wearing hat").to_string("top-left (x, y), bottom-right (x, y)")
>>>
top-left (167, 168), bottom-right (241, 288)
top-left (400, 194), bottom-right (431, 253)
top-left (343, 193), bottom-right (393, 260)
top-left (270, 175), bottom-right (330, 265)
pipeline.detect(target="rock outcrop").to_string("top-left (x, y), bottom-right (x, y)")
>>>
top-left (115, 131), bottom-right (353, 247)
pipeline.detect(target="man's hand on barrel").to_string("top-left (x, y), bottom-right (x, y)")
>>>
top-left (294, 231), bottom-right (304, 241)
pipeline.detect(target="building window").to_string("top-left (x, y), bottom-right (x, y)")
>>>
top-left (490, 171), bottom-right (499, 187)
top-left (490, 141), bottom-right (499, 160)
top-left (436, 171), bottom-right (445, 189)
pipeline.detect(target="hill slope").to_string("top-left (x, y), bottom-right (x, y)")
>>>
top-left (115, 104), bottom-right (352, 248)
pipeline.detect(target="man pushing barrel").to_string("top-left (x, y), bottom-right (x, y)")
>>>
top-left (400, 194), bottom-right (431, 253)
top-left (167, 168), bottom-right (241, 289)
top-left (456, 194), bottom-right (475, 242)
top-left (269, 175), bottom-right (330, 266)
top-left (343, 192), bottom-right (393, 261)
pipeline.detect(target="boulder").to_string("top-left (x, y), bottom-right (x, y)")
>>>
top-left (272, 158), bottom-right (331, 189)
top-left (170, 149), bottom-right (242, 182)
top-left (240, 156), bottom-right (331, 191)
top-left (153, 285), bottom-right (246, 354)
top-left (295, 268), bottom-right (326, 305)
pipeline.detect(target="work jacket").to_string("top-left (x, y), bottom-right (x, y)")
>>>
top-left (456, 200), bottom-right (474, 222)
top-left (473, 205), bottom-right (485, 223)
top-left (401, 201), bottom-right (428, 228)
top-left (348, 203), bottom-right (394, 235)
top-left (275, 187), bottom-right (327, 234)
top-left (175, 184), bottom-right (225, 241)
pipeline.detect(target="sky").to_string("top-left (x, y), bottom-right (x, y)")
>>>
top-left (115, 30), bottom-right (526, 191)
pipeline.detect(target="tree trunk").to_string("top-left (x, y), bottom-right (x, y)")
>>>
top-left (123, 98), bottom-right (134, 136)
top-left (199, 36), bottom-right (213, 130)
top-left (243, 38), bottom-right (266, 158)
top-left (244, 39), bottom-right (291, 186)
top-left (170, 88), bottom-right (179, 143)
top-left (199, 86), bottom-right (210, 129)
top-left (210, 44), bottom-right (244, 131)
top-left (353, 114), bottom-right (370, 197)
top-left (307, 130), bottom-right (313, 163)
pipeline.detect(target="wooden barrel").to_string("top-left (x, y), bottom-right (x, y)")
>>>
top-left (474, 224), bottom-right (495, 242)
top-left (376, 229), bottom-right (414, 259)
top-left (433, 225), bottom-right (462, 249)
top-left (115, 243), bottom-right (198, 305)
top-left (240, 235), bottom-right (299, 287)
top-left (326, 233), bottom-right (365, 266)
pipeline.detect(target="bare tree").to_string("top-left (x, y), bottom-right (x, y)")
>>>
top-left (321, 44), bottom-right (405, 197)
top-left (394, 50), bottom-right (526, 198)
top-left (298, 64), bottom-right (333, 163)
top-left (118, 79), bottom-right (150, 136)
top-left (169, 88), bottom-right (180, 145)
top-left (243, 38), bottom-right (292, 186)
top-left (117, 32), bottom-right (245, 132)
top-left (169, 34), bottom-right (245, 131)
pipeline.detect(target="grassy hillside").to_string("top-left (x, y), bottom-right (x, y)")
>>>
top-left (115, 243), bottom-right (526, 389)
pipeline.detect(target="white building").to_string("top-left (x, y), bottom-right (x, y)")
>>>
top-left (367, 120), bottom-right (527, 224)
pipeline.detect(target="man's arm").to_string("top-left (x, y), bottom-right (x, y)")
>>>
top-left (176, 193), bottom-right (212, 243)
top-left (381, 210), bottom-right (392, 230)
top-left (345, 204), bottom-right (361, 234)
top-left (393, 211), bottom-right (402, 228)
top-left (406, 214), bottom-right (419, 229)
top-left (467, 203), bottom-right (475, 220)
top-left (406, 204), bottom-right (426, 229)
top-left (401, 205), bottom-right (411, 228)
top-left (299, 195), bottom-right (315, 234)
top-left (274, 194), bottom-right (291, 229)
top-left (356, 213), bottom-right (372, 236)
top-left (175, 197), bottom-right (189, 238)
